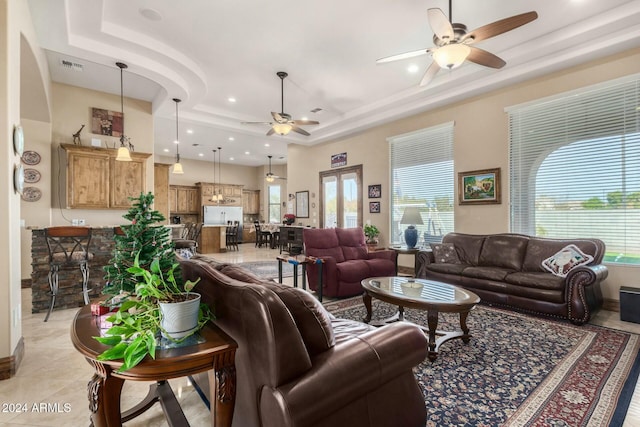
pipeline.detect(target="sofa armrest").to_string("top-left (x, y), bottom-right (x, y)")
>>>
top-left (366, 249), bottom-right (397, 262)
top-left (415, 249), bottom-right (435, 278)
top-left (565, 264), bottom-right (608, 324)
top-left (259, 322), bottom-right (427, 426)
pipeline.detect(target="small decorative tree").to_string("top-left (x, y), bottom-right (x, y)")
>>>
top-left (103, 192), bottom-right (177, 296)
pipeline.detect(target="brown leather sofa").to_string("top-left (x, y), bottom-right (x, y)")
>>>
top-left (180, 255), bottom-right (428, 427)
top-left (303, 227), bottom-right (397, 298)
top-left (416, 233), bottom-right (608, 324)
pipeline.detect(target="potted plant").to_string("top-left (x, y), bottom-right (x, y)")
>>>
top-left (364, 224), bottom-right (380, 250)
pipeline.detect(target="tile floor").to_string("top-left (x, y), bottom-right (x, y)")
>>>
top-left (1, 244), bottom-right (638, 426)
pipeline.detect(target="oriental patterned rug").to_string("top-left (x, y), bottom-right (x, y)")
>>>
top-left (324, 298), bottom-right (640, 426)
top-left (234, 260), bottom-right (294, 280)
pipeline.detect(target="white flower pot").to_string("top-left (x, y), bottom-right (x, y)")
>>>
top-left (159, 292), bottom-right (201, 339)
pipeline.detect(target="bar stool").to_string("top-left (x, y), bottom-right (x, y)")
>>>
top-left (226, 221), bottom-right (239, 251)
top-left (44, 226), bottom-right (93, 322)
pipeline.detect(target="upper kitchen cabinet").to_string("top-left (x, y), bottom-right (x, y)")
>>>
top-left (62, 144), bottom-right (150, 209)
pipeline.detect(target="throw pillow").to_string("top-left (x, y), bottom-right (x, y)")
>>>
top-left (541, 244), bottom-right (594, 277)
top-left (429, 242), bottom-right (461, 264)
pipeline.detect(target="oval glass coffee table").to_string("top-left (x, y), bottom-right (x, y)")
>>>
top-left (361, 277), bottom-right (480, 361)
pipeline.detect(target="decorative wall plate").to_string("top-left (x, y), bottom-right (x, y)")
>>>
top-left (21, 186), bottom-right (42, 202)
top-left (24, 168), bottom-right (41, 183)
top-left (21, 150), bottom-right (41, 166)
top-left (13, 125), bottom-right (24, 156)
top-left (13, 164), bottom-right (24, 195)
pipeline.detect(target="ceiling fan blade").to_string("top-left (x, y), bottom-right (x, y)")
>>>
top-left (376, 48), bottom-right (432, 64)
top-left (266, 128), bottom-right (276, 136)
top-left (427, 8), bottom-right (454, 42)
top-left (271, 112), bottom-right (286, 123)
top-left (241, 121), bottom-right (272, 125)
top-left (419, 61), bottom-right (441, 87)
top-left (466, 47), bottom-right (506, 69)
top-left (290, 125), bottom-right (310, 136)
top-left (293, 119), bottom-right (319, 125)
top-left (462, 11), bottom-right (538, 44)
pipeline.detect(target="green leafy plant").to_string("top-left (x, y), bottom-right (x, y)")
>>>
top-left (364, 224), bottom-right (380, 242)
top-left (94, 254), bottom-right (211, 372)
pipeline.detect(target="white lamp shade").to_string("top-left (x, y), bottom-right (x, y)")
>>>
top-left (115, 146), bottom-right (132, 162)
top-left (272, 123), bottom-right (292, 135)
top-left (433, 43), bottom-right (471, 70)
top-left (400, 207), bottom-right (424, 225)
top-left (172, 162), bottom-right (184, 174)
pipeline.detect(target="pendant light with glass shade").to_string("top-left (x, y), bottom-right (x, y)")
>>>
top-left (115, 62), bottom-right (133, 162)
top-left (216, 146), bottom-right (224, 203)
top-left (172, 98), bottom-right (184, 174)
top-left (209, 149), bottom-right (220, 202)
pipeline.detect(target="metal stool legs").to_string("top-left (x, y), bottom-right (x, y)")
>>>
top-left (45, 260), bottom-right (90, 322)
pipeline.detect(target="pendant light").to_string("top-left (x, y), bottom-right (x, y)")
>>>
top-left (172, 98), bottom-right (184, 174)
top-left (216, 146), bottom-right (223, 203)
top-left (115, 62), bottom-right (133, 162)
top-left (210, 149), bottom-right (219, 202)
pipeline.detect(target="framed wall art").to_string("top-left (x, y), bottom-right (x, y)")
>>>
top-left (458, 168), bottom-right (501, 205)
top-left (330, 152), bottom-right (347, 168)
top-left (296, 190), bottom-right (309, 218)
top-left (369, 201), bottom-right (381, 213)
top-left (91, 107), bottom-right (123, 137)
top-left (368, 184), bottom-right (381, 198)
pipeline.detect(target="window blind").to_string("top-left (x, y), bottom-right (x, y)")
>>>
top-left (388, 122), bottom-right (454, 246)
top-left (508, 75), bottom-right (640, 265)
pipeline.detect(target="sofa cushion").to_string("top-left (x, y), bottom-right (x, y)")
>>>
top-left (504, 272), bottom-right (566, 290)
top-left (427, 263), bottom-right (469, 275)
top-left (364, 258), bottom-right (396, 277)
top-left (461, 266), bottom-right (514, 282)
top-left (541, 244), bottom-right (594, 277)
top-left (261, 282), bottom-right (336, 357)
top-left (429, 243), bottom-right (461, 264)
top-left (336, 260), bottom-right (371, 282)
top-left (331, 318), bottom-right (376, 345)
top-left (522, 238), bottom-right (599, 272)
top-left (303, 228), bottom-right (345, 263)
top-left (479, 234), bottom-right (529, 271)
top-left (335, 227), bottom-right (368, 261)
top-left (442, 233), bottom-right (485, 265)
top-left (190, 254), bottom-right (230, 271)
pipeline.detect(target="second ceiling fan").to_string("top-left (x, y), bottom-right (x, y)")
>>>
top-left (242, 71), bottom-right (319, 136)
top-left (377, 0), bottom-right (538, 86)
top-left (265, 155), bottom-right (286, 182)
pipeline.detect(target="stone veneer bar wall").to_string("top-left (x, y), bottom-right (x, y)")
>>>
top-left (30, 227), bottom-right (116, 314)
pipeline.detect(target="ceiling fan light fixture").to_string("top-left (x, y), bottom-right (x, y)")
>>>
top-left (266, 174), bottom-right (275, 183)
top-left (272, 123), bottom-right (292, 135)
top-left (433, 43), bottom-right (470, 70)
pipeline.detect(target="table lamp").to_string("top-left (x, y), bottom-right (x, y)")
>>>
top-left (400, 207), bottom-right (423, 249)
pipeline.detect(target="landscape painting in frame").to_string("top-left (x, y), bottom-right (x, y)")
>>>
top-left (458, 168), bottom-right (501, 205)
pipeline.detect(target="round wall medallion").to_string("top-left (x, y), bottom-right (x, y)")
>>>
top-left (13, 164), bottom-right (24, 195)
top-left (21, 186), bottom-right (42, 202)
top-left (24, 168), bottom-right (41, 183)
top-left (22, 150), bottom-right (41, 166)
top-left (13, 125), bottom-right (24, 156)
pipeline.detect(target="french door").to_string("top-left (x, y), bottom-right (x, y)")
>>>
top-left (319, 165), bottom-right (362, 228)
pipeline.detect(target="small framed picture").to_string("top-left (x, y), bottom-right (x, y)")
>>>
top-left (369, 201), bottom-right (381, 213)
top-left (458, 168), bottom-right (501, 205)
top-left (368, 184), bottom-right (381, 199)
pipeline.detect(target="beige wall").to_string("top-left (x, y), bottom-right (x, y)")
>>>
top-left (288, 48), bottom-right (640, 302)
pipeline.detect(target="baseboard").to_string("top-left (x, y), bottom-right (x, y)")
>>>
top-left (21, 279), bottom-right (31, 289)
top-left (0, 337), bottom-right (24, 380)
top-left (602, 298), bottom-right (619, 312)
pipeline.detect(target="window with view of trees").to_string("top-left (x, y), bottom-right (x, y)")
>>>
top-left (388, 122), bottom-right (454, 246)
top-left (268, 185), bottom-right (281, 223)
top-left (509, 75), bottom-right (640, 265)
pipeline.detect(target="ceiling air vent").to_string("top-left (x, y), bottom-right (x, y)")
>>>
top-left (59, 59), bottom-right (84, 72)
top-left (310, 107), bottom-right (323, 113)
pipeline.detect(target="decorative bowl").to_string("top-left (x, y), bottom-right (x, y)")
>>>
top-left (400, 280), bottom-right (423, 297)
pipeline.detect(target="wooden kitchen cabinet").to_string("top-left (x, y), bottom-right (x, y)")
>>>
top-left (62, 144), bottom-right (150, 209)
top-left (170, 185), bottom-right (199, 214)
top-left (197, 182), bottom-right (243, 207)
top-left (242, 189), bottom-right (260, 214)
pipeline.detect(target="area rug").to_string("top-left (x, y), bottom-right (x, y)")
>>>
top-left (234, 260), bottom-right (294, 280)
top-left (324, 298), bottom-right (640, 426)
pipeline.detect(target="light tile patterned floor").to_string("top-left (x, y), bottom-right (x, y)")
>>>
top-left (1, 244), bottom-right (638, 426)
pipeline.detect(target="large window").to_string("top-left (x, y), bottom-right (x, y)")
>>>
top-left (320, 165), bottom-right (362, 228)
top-left (268, 185), bottom-right (281, 223)
top-left (389, 122), bottom-right (454, 246)
top-left (508, 75), bottom-right (640, 265)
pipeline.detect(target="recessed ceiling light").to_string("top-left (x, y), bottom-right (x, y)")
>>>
top-left (228, 137), bottom-right (235, 141)
top-left (228, 97), bottom-right (236, 103)
top-left (245, 151), bottom-right (250, 155)
top-left (163, 148), bottom-right (170, 153)
top-left (139, 8), bottom-right (163, 21)
top-left (229, 157), bottom-right (235, 161)
top-left (407, 64), bottom-right (419, 73)
top-left (264, 143), bottom-right (270, 147)
top-left (198, 153), bottom-right (204, 157)
top-left (173, 140), bottom-right (179, 144)
top-left (301, 116), bottom-right (308, 121)
top-left (186, 129), bottom-right (194, 134)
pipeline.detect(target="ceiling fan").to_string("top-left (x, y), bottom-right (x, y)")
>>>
top-left (242, 71), bottom-right (319, 136)
top-left (265, 155), bottom-right (286, 182)
top-left (376, 0), bottom-right (538, 86)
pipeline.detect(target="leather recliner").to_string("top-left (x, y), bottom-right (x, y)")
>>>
top-left (180, 256), bottom-right (428, 427)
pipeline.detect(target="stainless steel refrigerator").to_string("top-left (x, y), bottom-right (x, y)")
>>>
top-left (203, 206), bottom-right (244, 243)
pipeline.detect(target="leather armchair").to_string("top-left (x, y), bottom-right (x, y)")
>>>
top-left (180, 257), bottom-right (428, 427)
top-left (303, 227), bottom-right (397, 298)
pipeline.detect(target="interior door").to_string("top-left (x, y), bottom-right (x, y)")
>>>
top-left (320, 165), bottom-right (363, 228)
